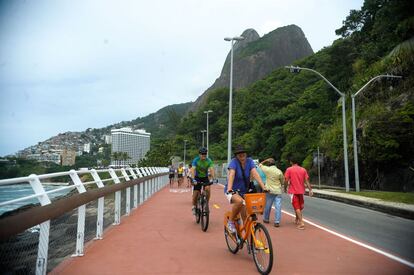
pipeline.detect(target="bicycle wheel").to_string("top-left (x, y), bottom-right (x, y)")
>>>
top-left (195, 197), bottom-right (201, 224)
top-left (250, 223), bottom-right (273, 275)
top-left (224, 227), bottom-right (239, 254)
top-left (200, 196), bottom-right (209, 232)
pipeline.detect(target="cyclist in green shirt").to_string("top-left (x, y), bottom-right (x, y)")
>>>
top-left (190, 147), bottom-right (215, 215)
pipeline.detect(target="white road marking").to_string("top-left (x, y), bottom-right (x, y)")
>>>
top-left (219, 181), bottom-right (414, 268)
top-left (280, 208), bottom-right (414, 268)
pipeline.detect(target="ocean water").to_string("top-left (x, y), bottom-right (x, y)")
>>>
top-left (0, 184), bottom-right (71, 215)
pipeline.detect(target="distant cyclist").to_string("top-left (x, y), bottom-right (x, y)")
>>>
top-left (168, 165), bottom-right (175, 187)
top-left (177, 163), bottom-right (184, 188)
top-left (190, 148), bottom-right (215, 215)
top-left (224, 145), bottom-right (267, 233)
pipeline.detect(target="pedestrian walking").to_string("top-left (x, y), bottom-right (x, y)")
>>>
top-left (259, 158), bottom-right (284, 227)
top-left (284, 155), bottom-right (313, 229)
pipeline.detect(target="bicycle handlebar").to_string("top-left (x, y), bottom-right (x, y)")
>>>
top-left (191, 178), bottom-right (218, 186)
top-left (226, 188), bottom-right (269, 195)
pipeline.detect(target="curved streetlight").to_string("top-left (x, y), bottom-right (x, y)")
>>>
top-left (351, 74), bottom-right (402, 192)
top-left (224, 36), bottom-right (245, 165)
top-left (204, 110), bottom-right (213, 157)
top-left (285, 65), bottom-right (350, 192)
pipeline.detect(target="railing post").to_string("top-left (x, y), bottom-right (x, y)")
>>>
top-left (147, 168), bottom-right (152, 195)
top-left (155, 167), bottom-right (159, 191)
top-left (140, 168), bottom-right (148, 201)
top-left (147, 167), bottom-right (153, 197)
top-left (121, 168), bottom-right (131, 216)
top-left (69, 170), bottom-right (87, 257)
top-left (135, 168), bottom-right (143, 205)
top-left (128, 168), bottom-right (138, 208)
top-left (152, 167), bottom-right (157, 191)
top-left (90, 169), bottom-right (105, 240)
top-left (109, 168), bottom-right (121, 225)
top-left (29, 174), bottom-right (51, 275)
top-left (153, 167), bottom-right (158, 191)
top-left (144, 167), bottom-right (152, 198)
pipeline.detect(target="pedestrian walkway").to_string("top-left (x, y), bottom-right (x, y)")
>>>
top-left (51, 184), bottom-right (413, 274)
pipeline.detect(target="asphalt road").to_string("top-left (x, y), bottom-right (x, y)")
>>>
top-left (281, 193), bottom-right (414, 262)
top-left (217, 179), bottom-right (414, 262)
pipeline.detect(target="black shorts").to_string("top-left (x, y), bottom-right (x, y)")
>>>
top-left (178, 174), bottom-right (183, 178)
top-left (169, 174), bottom-right (174, 179)
top-left (193, 177), bottom-right (209, 191)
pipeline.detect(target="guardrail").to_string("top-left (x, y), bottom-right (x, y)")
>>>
top-left (0, 166), bottom-right (169, 275)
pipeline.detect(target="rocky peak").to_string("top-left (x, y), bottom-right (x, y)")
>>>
top-left (190, 25), bottom-right (314, 112)
top-left (233, 28), bottom-right (260, 51)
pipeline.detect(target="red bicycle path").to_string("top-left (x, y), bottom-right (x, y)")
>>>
top-left (51, 183), bottom-right (413, 275)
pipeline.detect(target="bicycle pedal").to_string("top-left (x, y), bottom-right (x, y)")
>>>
top-left (247, 244), bottom-right (251, 254)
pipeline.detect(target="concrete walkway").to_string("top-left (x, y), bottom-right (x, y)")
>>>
top-left (51, 184), bottom-right (413, 274)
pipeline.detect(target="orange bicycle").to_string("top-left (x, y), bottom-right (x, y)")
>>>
top-left (223, 192), bottom-right (273, 274)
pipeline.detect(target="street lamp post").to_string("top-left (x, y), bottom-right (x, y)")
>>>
top-left (224, 36), bottom-right (245, 166)
top-left (286, 65), bottom-right (351, 192)
top-left (204, 110), bottom-right (213, 157)
top-left (183, 140), bottom-right (188, 168)
top-left (201, 130), bottom-right (207, 147)
top-left (351, 74), bottom-right (402, 192)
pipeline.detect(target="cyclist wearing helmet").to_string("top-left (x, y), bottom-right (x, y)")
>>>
top-left (190, 147), bottom-right (215, 215)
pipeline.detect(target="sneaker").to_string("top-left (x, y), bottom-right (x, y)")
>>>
top-left (274, 223), bottom-right (280, 227)
top-left (263, 219), bottom-right (269, 224)
top-left (227, 220), bottom-right (236, 233)
top-left (192, 206), bottom-right (196, 215)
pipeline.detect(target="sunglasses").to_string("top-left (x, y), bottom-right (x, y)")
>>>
top-left (201, 153), bottom-right (207, 156)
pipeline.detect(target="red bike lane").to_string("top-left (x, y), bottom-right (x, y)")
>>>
top-left (51, 184), bottom-right (413, 274)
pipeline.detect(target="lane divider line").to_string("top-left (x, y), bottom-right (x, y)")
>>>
top-left (218, 182), bottom-right (413, 268)
top-left (280, 208), bottom-right (414, 268)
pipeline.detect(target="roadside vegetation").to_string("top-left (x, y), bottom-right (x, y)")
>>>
top-left (142, 0), bottom-right (414, 192)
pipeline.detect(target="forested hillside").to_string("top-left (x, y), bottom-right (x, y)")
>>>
top-left (142, 0), bottom-right (414, 191)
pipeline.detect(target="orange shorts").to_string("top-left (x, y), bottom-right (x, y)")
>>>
top-left (290, 194), bottom-right (304, 210)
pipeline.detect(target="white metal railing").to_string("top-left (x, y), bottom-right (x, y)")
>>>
top-left (0, 166), bottom-right (169, 275)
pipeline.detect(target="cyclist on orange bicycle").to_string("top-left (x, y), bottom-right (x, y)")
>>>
top-left (224, 145), bottom-right (267, 233)
top-left (190, 147), bottom-right (215, 215)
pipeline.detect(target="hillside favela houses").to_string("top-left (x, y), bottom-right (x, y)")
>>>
top-left (111, 127), bottom-right (151, 166)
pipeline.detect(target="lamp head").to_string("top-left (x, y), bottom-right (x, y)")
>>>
top-left (285, 66), bottom-right (301, 73)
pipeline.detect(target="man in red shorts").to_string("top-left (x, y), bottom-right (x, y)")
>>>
top-left (284, 155), bottom-right (313, 229)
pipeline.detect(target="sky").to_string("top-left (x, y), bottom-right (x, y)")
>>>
top-left (0, 0), bottom-right (363, 156)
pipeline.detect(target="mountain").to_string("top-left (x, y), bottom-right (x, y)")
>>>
top-left (190, 25), bottom-right (314, 111)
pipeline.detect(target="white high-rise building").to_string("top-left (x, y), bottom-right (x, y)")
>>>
top-left (111, 127), bottom-right (151, 166)
top-left (83, 143), bottom-right (91, 153)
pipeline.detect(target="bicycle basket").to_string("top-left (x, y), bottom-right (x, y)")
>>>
top-left (244, 193), bottom-right (265, 215)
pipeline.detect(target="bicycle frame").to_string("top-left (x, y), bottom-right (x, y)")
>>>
top-left (231, 213), bottom-right (260, 246)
